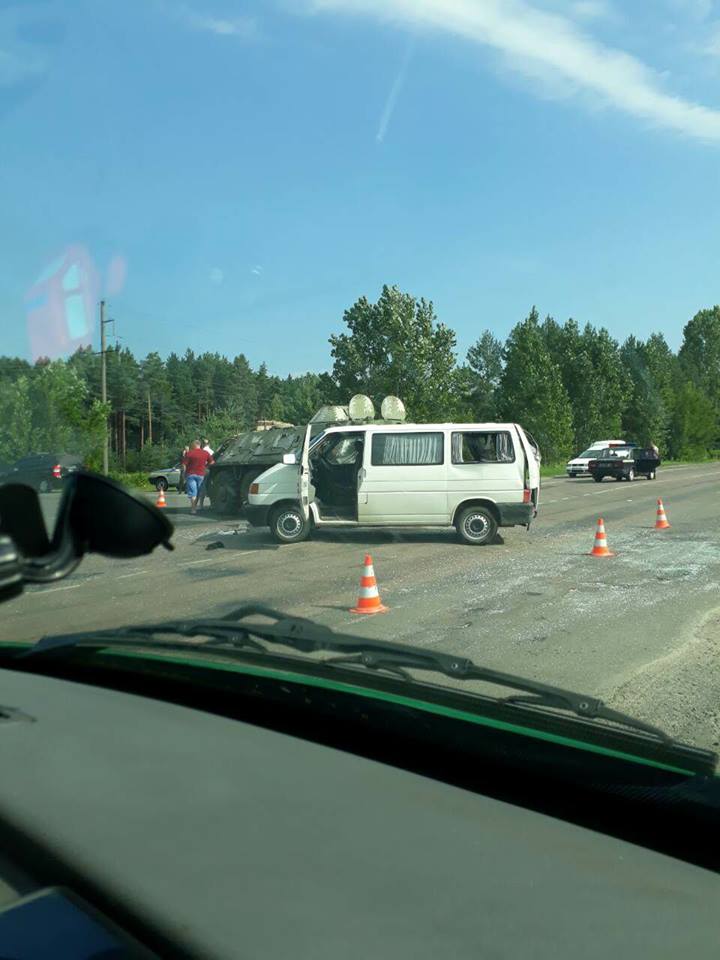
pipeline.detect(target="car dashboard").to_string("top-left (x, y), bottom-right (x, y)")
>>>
top-left (0, 666), bottom-right (717, 959)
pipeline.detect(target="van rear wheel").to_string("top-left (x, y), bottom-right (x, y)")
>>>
top-left (270, 504), bottom-right (310, 544)
top-left (456, 506), bottom-right (498, 546)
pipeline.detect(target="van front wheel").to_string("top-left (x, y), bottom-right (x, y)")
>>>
top-left (456, 506), bottom-right (498, 546)
top-left (270, 504), bottom-right (310, 544)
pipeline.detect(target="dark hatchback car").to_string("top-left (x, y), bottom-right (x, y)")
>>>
top-left (0, 454), bottom-right (83, 492)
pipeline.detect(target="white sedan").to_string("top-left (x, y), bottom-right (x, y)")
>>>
top-left (566, 440), bottom-right (631, 477)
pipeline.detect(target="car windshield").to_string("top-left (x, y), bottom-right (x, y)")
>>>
top-left (1, 1), bottom-right (719, 761)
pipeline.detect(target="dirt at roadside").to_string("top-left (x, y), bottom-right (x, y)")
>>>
top-left (607, 609), bottom-right (720, 750)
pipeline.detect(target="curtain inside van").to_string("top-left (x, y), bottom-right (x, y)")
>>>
top-left (451, 432), bottom-right (515, 464)
top-left (372, 433), bottom-right (444, 465)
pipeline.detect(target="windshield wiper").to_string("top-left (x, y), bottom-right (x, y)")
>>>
top-left (18, 604), bottom-right (672, 744)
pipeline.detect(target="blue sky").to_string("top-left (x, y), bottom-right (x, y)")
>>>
top-left (2, 0), bottom-right (720, 373)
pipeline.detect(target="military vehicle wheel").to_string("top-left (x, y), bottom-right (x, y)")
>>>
top-left (212, 475), bottom-right (238, 514)
top-left (270, 504), bottom-right (310, 544)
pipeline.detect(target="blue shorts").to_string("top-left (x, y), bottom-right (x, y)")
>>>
top-left (185, 474), bottom-right (204, 499)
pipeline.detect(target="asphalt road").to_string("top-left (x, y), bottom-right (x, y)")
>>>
top-left (2, 463), bottom-right (719, 750)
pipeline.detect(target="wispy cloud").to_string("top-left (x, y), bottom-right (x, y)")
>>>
top-left (175, 5), bottom-right (258, 40)
top-left (570, 0), bottom-right (613, 20)
top-left (306, 0), bottom-right (720, 143)
top-left (376, 38), bottom-right (414, 142)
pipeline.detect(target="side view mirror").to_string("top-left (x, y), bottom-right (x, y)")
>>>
top-left (0, 471), bottom-right (174, 601)
top-left (282, 453), bottom-right (297, 465)
top-left (68, 472), bottom-right (174, 559)
top-left (0, 535), bottom-right (23, 602)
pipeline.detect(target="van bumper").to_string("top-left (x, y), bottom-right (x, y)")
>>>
top-left (497, 503), bottom-right (535, 527)
top-left (245, 504), bottom-right (271, 527)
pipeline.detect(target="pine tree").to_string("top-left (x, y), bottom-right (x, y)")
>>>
top-left (497, 307), bottom-right (574, 462)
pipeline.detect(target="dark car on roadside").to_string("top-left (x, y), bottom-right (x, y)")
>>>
top-left (588, 446), bottom-right (660, 482)
top-left (0, 453), bottom-right (83, 492)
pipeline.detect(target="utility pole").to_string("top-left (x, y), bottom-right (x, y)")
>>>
top-left (100, 300), bottom-right (110, 475)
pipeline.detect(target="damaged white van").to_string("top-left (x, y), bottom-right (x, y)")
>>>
top-left (246, 400), bottom-right (540, 546)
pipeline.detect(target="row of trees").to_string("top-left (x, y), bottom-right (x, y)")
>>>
top-left (0, 285), bottom-right (718, 469)
top-left (329, 289), bottom-right (719, 462)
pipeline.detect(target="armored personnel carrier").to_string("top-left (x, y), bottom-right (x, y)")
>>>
top-left (204, 405), bottom-right (351, 515)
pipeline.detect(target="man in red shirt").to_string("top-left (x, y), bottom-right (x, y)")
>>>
top-left (182, 440), bottom-right (214, 514)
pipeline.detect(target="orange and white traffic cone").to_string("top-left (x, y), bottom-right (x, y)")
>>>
top-left (655, 499), bottom-right (670, 530)
top-left (155, 487), bottom-right (167, 509)
top-left (589, 518), bottom-right (614, 557)
top-left (350, 554), bottom-right (388, 614)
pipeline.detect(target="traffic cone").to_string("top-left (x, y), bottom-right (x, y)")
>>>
top-left (589, 518), bottom-right (614, 557)
top-left (655, 499), bottom-right (670, 530)
top-left (350, 554), bottom-right (388, 614)
top-left (155, 487), bottom-right (167, 509)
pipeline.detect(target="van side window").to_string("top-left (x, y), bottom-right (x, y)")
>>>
top-left (371, 433), bottom-right (444, 466)
top-left (324, 436), bottom-right (363, 465)
top-left (451, 432), bottom-right (515, 464)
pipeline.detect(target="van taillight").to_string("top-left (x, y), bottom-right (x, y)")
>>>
top-left (52, 464), bottom-right (62, 478)
top-left (249, 483), bottom-right (259, 495)
top-left (523, 488), bottom-right (531, 503)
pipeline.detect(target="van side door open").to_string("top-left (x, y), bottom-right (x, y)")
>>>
top-left (297, 424), bottom-right (313, 522)
top-left (309, 431), bottom-right (365, 520)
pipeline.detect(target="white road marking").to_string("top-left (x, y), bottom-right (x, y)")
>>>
top-left (35, 584), bottom-right (82, 595)
top-left (182, 558), bottom-right (222, 566)
top-left (24, 550), bottom-right (259, 597)
top-left (180, 550), bottom-right (256, 567)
